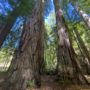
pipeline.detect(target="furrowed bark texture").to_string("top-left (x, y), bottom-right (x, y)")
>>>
top-left (73, 27), bottom-right (90, 74)
top-left (71, 2), bottom-right (90, 29)
top-left (5, 0), bottom-right (44, 90)
top-left (72, 28), bottom-right (90, 74)
top-left (0, 8), bottom-right (19, 48)
top-left (65, 11), bottom-right (90, 74)
top-left (53, 0), bottom-right (89, 84)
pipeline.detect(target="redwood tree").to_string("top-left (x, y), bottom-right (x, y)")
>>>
top-left (0, 0), bottom-right (34, 48)
top-left (53, 0), bottom-right (89, 84)
top-left (65, 11), bottom-right (90, 74)
top-left (0, 11), bottom-right (18, 47)
top-left (73, 27), bottom-right (90, 72)
top-left (70, 2), bottom-right (90, 29)
top-left (4, 0), bottom-right (44, 89)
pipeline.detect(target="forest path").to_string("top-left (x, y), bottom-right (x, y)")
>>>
top-left (27, 75), bottom-right (90, 90)
top-left (0, 72), bottom-right (90, 90)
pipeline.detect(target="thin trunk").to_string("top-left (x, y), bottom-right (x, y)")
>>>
top-left (81, 24), bottom-right (90, 38)
top-left (4, 0), bottom-right (44, 90)
top-left (53, 0), bottom-right (89, 84)
top-left (0, 8), bottom-right (19, 48)
top-left (65, 10), bottom-right (90, 74)
top-left (7, 19), bottom-right (27, 74)
top-left (73, 27), bottom-right (90, 61)
top-left (73, 30), bottom-right (90, 74)
top-left (70, 2), bottom-right (90, 29)
top-left (65, 5), bottom-right (90, 38)
top-left (73, 27), bottom-right (90, 74)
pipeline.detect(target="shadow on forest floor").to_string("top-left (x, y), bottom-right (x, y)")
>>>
top-left (27, 75), bottom-right (90, 90)
top-left (0, 72), bottom-right (90, 90)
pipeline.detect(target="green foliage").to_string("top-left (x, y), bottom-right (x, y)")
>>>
top-left (0, 69), bottom-right (8, 72)
top-left (27, 80), bottom-right (35, 88)
top-left (0, 0), bottom-right (35, 26)
top-left (0, 15), bottom-right (7, 25)
top-left (0, 0), bottom-right (89, 74)
top-left (0, 18), bottom-right (23, 63)
top-left (44, 1), bottom-right (89, 71)
top-left (77, 0), bottom-right (90, 13)
top-left (0, 47), bottom-right (14, 63)
top-left (8, 0), bottom-right (35, 17)
top-left (62, 0), bottom-right (90, 60)
top-left (44, 11), bottom-right (57, 71)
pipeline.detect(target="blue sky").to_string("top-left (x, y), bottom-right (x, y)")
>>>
top-left (0, 0), bottom-right (12, 15)
top-left (0, 0), bottom-right (83, 48)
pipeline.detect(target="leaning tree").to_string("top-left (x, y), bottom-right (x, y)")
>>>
top-left (53, 0), bottom-right (89, 84)
top-left (4, 0), bottom-right (44, 90)
top-left (0, 0), bottom-right (34, 48)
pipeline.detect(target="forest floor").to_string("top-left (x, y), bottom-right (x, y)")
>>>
top-left (0, 72), bottom-right (90, 90)
top-left (27, 75), bottom-right (90, 90)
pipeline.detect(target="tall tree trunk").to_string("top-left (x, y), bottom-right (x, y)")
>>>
top-left (4, 0), bottom-right (44, 90)
top-left (0, 8), bottom-right (19, 48)
top-left (73, 27), bottom-right (90, 74)
top-left (72, 28), bottom-right (90, 74)
top-left (53, 0), bottom-right (89, 84)
top-left (70, 2), bottom-right (90, 29)
top-left (65, 10), bottom-right (90, 74)
top-left (73, 28), bottom-right (90, 62)
top-left (7, 19), bottom-right (27, 75)
top-left (37, 29), bottom-right (45, 73)
top-left (36, 1), bottom-right (45, 73)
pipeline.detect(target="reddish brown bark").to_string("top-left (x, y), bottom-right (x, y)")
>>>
top-left (65, 10), bottom-right (90, 74)
top-left (70, 2), bottom-right (90, 29)
top-left (53, 0), bottom-right (89, 84)
top-left (4, 0), bottom-right (44, 90)
top-left (73, 27), bottom-right (90, 74)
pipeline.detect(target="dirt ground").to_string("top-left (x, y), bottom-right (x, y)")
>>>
top-left (27, 75), bottom-right (90, 90)
top-left (0, 72), bottom-right (90, 90)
